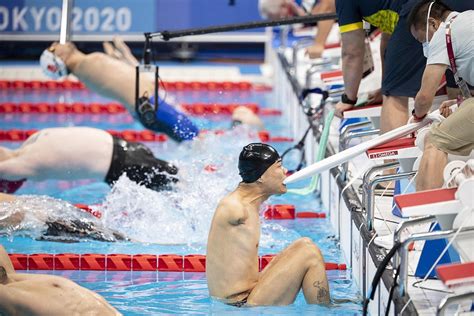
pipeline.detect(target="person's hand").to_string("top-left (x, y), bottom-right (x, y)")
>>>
top-left (367, 88), bottom-right (383, 105)
top-left (49, 42), bottom-right (78, 69)
top-left (305, 44), bottom-right (325, 59)
top-left (439, 99), bottom-right (457, 118)
top-left (335, 101), bottom-right (354, 117)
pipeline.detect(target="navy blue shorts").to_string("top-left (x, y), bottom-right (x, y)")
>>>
top-left (381, 1), bottom-right (425, 97)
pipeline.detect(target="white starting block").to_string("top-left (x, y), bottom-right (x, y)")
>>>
top-left (366, 137), bottom-right (420, 161)
top-left (343, 104), bottom-right (382, 119)
top-left (320, 69), bottom-right (342, 84)
top-left (437, 262), bottom-right (474, 289)
top-left (394, 159), bottom-right (474, 262)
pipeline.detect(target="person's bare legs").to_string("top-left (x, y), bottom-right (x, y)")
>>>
top-left (0, 147), bottom-right (14, 162)
top-left (379, 95), bottom-right (410, 185)
top-left (380, 95), bottom-right (409, 135)
top-left (53, 43), bottom-right (153, 110)
top-left (247, 238), bottom-right (329, 305)
top-left (416, 133), bottom-right (448, 191)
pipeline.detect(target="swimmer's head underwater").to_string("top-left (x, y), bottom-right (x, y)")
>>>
top-left (238, 143), bottom-right (287, 194)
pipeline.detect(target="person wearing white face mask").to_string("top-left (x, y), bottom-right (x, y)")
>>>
top-left (407, 0), bottom-right (474, 191)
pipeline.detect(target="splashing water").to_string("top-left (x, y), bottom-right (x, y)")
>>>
top-left (0, 195), bottom-right (122, 242)
top-left (99, 129), bottom-right (300, 248)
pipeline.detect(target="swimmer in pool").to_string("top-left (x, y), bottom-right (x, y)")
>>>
top-left (0, 244), bottom-right (121, 315)
top-left (40, 38), bottom-right (264, 141)
top-left (0, 127), bottom-right (178, 194)
top-left (206, 143), bottom-right (330, 306)
top-left (0, 193), bottom-right (126, 242)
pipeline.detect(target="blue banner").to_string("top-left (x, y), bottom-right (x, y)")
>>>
top-left (0, 0), bottom-right (263, 37)
top-left (0, 0), bottom-right (155, 34)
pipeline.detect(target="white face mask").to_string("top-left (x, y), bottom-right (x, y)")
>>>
top-left (423, 2), bottom-right (435, 58)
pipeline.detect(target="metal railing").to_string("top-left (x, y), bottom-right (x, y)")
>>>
top-left (398, 226), bottom-right (474, 297)
top-left (365, 171), bottom-right (417, 231)
top-left (393, 215), bottom-right (436, 268)
top-left (437, 291), bottom-right (474, 316)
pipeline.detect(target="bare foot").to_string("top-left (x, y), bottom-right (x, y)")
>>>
top-left (103, 37), bottom-right (138, 66)
top-left (113, 37), bottom-right (138, 66)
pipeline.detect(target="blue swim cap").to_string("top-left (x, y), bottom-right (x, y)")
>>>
top-left (238, 143), bottom-right (280, 183)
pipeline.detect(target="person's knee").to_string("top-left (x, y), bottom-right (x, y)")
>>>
top-left (294, 238), bottom-right (323, 259)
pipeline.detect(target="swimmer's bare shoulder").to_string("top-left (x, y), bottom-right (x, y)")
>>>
top-left (214, 193), bottom-right (248, 225)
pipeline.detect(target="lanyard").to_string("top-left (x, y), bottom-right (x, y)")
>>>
top-left (445, 15), bottom-right (472, 99)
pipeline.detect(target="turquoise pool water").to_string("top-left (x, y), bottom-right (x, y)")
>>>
top-left (0, 67), bottom-right (362, 314)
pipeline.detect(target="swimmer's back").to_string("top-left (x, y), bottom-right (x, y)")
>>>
top-left (17, 127), bottom-right (113, 180)
top-left (0, 273), bottom-right (121, 315)
top-left (206, 192), bottom-right (260, 302)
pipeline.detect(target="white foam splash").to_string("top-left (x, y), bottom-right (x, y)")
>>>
top-left (99, 129), bottom-right (300, 247)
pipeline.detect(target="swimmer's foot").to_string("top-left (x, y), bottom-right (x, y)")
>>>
top-left (103, 37), bottom-right (138, 66)
top-left (113, 37), bottom-right (139, 66)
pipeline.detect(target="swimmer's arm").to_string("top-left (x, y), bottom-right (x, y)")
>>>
top-left (414, 63), bottom-right (447, 118)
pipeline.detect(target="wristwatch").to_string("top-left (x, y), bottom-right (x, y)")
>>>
top-left (412, 109), bottom-right (427, 121)
top-left (341, 93), bottom-right (358, 105)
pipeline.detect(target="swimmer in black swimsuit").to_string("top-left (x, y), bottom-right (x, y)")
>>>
top-left (0, 127), bottom-right (178, 193)
top-left (104, 136), bottom-right (178, 190)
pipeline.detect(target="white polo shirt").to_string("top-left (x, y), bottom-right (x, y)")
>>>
top-left (427, 10), bottom-right (474, 86)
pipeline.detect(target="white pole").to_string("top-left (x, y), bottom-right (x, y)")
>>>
top-left (59, 0), bottom-right (74, 44)
top-left (283, 113), bottom-right (443, 184)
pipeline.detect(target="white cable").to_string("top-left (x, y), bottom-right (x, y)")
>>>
top-left (419, 212), bottom-right (467, 285)
top-left (374, 171), bottom-right (418, 234)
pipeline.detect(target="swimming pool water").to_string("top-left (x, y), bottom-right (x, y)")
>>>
top-left (0, 66), bottom-right (362, 314)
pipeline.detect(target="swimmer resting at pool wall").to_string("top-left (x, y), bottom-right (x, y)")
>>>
top-left (0, 192), bottom-right (126, 242)
top-left (206, 143), bottom-right (330, 307)
top-left (40, 39), bottom-right (264, 141)
top-left (0, 244), bottom-right (121, 315)
top-left (0, 126), bottom-right (178, 194)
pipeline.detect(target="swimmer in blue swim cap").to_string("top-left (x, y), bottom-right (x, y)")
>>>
top-left (207, 143), bottom-right (330, 307)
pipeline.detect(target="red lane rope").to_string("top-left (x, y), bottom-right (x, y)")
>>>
top-left (0, 129), bottom-right (292, 143)
top-left (0, 129), bottom-right (168, 142)
top-left (8, 253), bottom-right (346, 272)
top-left (0, 80), bottom-right (272, 92)
top-left (0, 102), bottom-right (281, 116)
top-left (74, 204), bottom-right (325, 221)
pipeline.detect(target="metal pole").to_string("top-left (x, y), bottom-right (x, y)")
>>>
top-left (59, 0), bottom-right (74, 44)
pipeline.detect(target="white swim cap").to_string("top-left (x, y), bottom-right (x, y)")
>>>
top-left (39, 49), bottom-right (69, 79)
